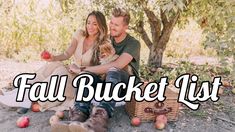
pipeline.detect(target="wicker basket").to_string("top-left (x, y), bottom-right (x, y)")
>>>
top-left (125, 83), bottom-right (180, 122)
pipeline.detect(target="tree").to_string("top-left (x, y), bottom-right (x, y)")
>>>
top-left (186, 0), bottom-right (235, 79)
top-left (91, 0), bottom-right (234, 70)
top-left (91, 0), bottom-right (191, 68)
top-left (58, 0), bottom-right (234, 73)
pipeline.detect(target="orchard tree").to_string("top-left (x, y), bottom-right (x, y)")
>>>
top-left (92, 0), bottom-right (234, 70)
top-left (58, 0), bottom-right (234, 74)
top-left (92, 0), bottom-right (191, 68)
top-left (185, 0), bottom-right (234, 80)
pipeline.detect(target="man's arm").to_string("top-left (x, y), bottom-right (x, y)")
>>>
top-left (85, 53), bottom-right (133, 74)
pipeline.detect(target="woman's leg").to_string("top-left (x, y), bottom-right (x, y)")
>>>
top-left (38, 64), bottom-right (76, 111)
top-left (27, 61), bottom-right (64, 84)
top-left (16, 61), bottom-right (65, 113)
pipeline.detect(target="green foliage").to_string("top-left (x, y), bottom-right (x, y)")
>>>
top-left (92, 0), bottom-right (234, 78)
top-left (0, 0), bottom-right (233, 81)
top-left (183, 0), bottom-right (235, 80)
top-left (92, 0), bottom-right (187, 29)
top-left (0, 0), bottom-right (89, 61)
top-left (140, 61), bottom-right (233, 84)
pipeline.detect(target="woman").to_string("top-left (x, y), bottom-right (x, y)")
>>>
top-left (0, 11), bottom-right (108, 114)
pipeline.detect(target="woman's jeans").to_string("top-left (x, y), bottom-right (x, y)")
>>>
top-left (74, 67), bottom-right (138, 118)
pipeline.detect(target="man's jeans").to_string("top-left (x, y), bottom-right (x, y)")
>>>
top-left (74, 67), bottom-right (134, 118)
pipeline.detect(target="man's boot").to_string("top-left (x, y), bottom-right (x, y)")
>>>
top-left (69, 107), bottom-right (89, 122)
top-left (51, 107), bottom-right (89, 132)
top-left (69, 107), bottom-right (109, 132)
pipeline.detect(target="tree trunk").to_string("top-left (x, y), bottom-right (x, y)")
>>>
top-left (148, 45), bottom-right (164, 68)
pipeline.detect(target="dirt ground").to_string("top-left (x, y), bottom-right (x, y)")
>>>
top-left (0, 59), bottom-right (234, 132)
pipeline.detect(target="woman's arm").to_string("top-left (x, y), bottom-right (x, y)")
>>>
top-left (51, 38), bottom-right (78, 61)
top-left (68, 64), bottom-right (81, 74)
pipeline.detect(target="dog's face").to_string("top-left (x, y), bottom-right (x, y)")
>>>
top-left (99, 43), bottom-right (115, 61)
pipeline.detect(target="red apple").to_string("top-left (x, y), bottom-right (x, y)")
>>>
top-left (222, 81), bottom-right (231, 87)
top-left (155, 121), bottom-right (165, 130)
top-left (49, 115), bottom-right (60, 125)
top-left (31, 103), bottom-right (40, 112)
top-left (156, 115), bottom-right (168, 124)
top-left (16, 116), bottom-right (30, 128)
top-left (41, 50), bottom-right (51, 60)
top-left (55, 111), bottom-right (64, 119)
top-left (131, 117), bottom-right (141, 126)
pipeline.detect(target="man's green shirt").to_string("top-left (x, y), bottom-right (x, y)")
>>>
top-left (111, 34), bottom-right (141, 77)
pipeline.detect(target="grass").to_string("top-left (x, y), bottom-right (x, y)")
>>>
top-left (188, 110), bottom-right (208, 118)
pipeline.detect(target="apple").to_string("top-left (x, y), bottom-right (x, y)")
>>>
top-left (222, 81), bottom-right (230, 87)
top-left (16, 116), bottom-right (30, 128)
top-left (232, 88), bottom-right (235, 94)
top-left (41, 50), bottom-right (51, 60)
top-left (49, 115), bottom-right (60, 125)
top-left (218, 87), bottom-right (224, 95)
top-left (155, 121), bottom-right (165, 130)
top-left (156, 115), bottom-right (167, 124)
top-left (55, 111), bottom-right (64, 119)
top-left (131, 117), bottom-right (141, 126)
top-left (31, 103), bottom-right (40, 112)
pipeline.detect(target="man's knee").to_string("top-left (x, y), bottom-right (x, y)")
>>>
top-left (107, 67), bottom-right (121, 76)
top-left (108, 67), bottom-right (121, 71)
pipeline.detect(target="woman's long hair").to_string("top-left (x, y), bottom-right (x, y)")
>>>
top-left (85, 11), bottom-right (108, 65)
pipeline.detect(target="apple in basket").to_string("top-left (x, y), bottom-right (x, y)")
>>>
top-left (156, 115), bottom-right (168, 124)
top-left (16, 116), bottom-right (30, 128)
top-left (31, 103), bottom-right (40, 112)
top-left (55, 111), bottom-right (64, 119)
top-left (41, 50), bottom-right (51, 60)
top-left (131, 117), bottom-right (141, 126)
top-left (49, 115), bottom-right (60, 125)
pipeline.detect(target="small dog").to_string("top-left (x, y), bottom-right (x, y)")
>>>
top-left (99, 41), bottom-right (133, 79)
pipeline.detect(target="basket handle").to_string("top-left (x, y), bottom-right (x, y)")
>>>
top-left (144, 102), bottom-right (172, 115)
top-left (155, 102), bottom-right (164, 108)
top-left (153, 107), bottom-right (172, 115)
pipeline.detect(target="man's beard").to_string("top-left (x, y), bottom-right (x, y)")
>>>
top-left (111, 31), bottom-right (122, 38)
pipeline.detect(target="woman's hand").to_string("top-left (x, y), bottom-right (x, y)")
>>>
top-left (44, 55), bottom-right (55, 62)
top-left (41, 50), bottom-right (55, 62)
top-left (68, 64), bottom-right (81, 74)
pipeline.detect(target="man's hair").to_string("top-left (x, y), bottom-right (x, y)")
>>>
top-left (112, 8), bottom-right (130, 25)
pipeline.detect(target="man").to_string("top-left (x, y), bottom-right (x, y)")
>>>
top-left (52, 8), bottom-right (140, 132)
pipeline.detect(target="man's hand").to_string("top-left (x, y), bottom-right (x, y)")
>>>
top-left (84, 53), bottom-right (133, 74)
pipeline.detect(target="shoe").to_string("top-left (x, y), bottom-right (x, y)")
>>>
top-left (17, 107), bottom-right (29, 114)
top-left (69, 107), bottom-right (89, 122)
top-left (51, 121), bottom-right (72, 132)
top-left (69, 107), bottom-right (109, 132)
